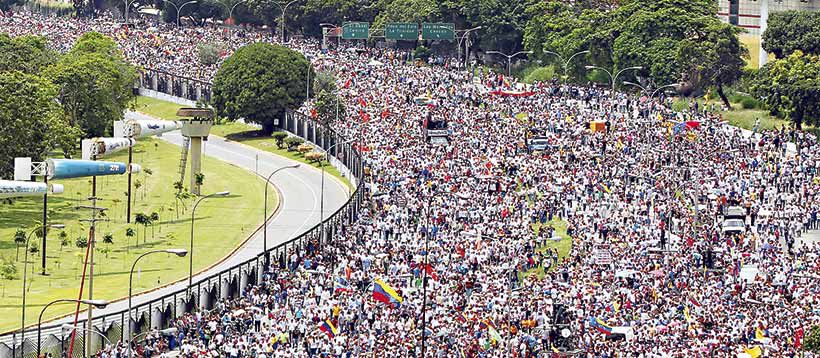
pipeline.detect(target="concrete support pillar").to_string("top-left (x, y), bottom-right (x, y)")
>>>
top-left (190, 137), bottom-right (203, 195)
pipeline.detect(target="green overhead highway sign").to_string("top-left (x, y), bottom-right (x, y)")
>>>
top-left (421, 23), bottom-right (455, 41)
top-left (342, 22), bottom-right (369, 40)
top-left (385, 23), bottom-right (418, 41)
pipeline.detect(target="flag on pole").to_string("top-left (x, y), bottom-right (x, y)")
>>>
top-left (319, 319), bottom-right (338, 338)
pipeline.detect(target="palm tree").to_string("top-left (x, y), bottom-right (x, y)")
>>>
top-left (13, 229), bottom-right (25, 261)
top-left (125, 227), bottom-right (136, 253)
top-left (59, 231), bottom-right (69, 252)
top-left (150, 212), bottom-right (159, 238)
top-left (102, 232), bottom-right (114, 257)
top-left (134, 213), bottom-right (151, 244)
top-left (133, 179), bottom-right (143, 205)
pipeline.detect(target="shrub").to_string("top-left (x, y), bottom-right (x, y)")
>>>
top-left (272, 131), bottom-right (288, 149)
top-left (740, 97), bottom-right (759, 109)
top-left (414, 46), bottom-right (432, 61)
top-left (523, 66), bottom-right (556, 84)
top-left (284, 137), bottom-right (304, 151)
top-left (297, 143), bottom-right (313, 154)
top-left (305, 151), bottom-right (325, 163)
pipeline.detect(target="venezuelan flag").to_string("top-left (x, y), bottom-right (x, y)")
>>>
top-left (596, 183), bottom-right (611, 194)
top-left (335, 277), bottom-right (351, 293)
top-left (319, 319), bottom-right (338, 338)
top-left (373, 278), bottom-right (403, 308)
top-left (589, 317), bottom-right (613, 335)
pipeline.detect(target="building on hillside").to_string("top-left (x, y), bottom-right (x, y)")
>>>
top-left (716, 0), bottom-right (819, 66)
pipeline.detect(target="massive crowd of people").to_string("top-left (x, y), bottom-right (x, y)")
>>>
top-left (3, 10), bottom-right (820, 358)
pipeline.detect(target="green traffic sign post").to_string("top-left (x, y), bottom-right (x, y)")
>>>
top-left (385, 23), bottom-right (418, 41)
top-left (342, 22), bottom-right (369, 40)
top-left (421, 23), bottom-right (455, 41)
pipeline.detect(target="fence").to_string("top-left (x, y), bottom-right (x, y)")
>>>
top-left (0, 70), bottom-right (365, 358)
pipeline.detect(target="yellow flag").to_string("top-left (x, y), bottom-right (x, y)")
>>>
top-left (744, 345), bottom-right (762, 358)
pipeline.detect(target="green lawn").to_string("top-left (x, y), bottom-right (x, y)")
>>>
top-left (518, 218), bottom-right (573, 280)
top-left (0, 138), bottom-right (275, 332)
top-left (671, 96), bottom-right (820, 136)
top-left (134, 96), bottom-right (353, 191)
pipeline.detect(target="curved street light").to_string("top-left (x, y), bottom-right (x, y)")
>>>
top-left (128, 249), bottom-right (187, 358)
top-left (585, 65), bottom-right (643, 97)
top-left (20, 224), bottom-right (64, 345)
top-left (160, 0), bottom-right (198, 27)
top-left (544, 50), bottom-right (589, 82)
top-left (486, 50), bottom-right (534, 77)
top-left (188, 191), bottom-right (230, 294)
top-left (272, 0), bottom-right (298, 43)
top-left (227, 0), bottom-right (248, 23)
top-left (262, 164), bottom-right (300, 267)
top-left (37, 299), bottom-right (108, 356)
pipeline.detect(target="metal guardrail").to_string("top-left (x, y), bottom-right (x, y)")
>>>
top-left (0, 70), bottom-right (365, 358)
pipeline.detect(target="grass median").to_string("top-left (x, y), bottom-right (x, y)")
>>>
top-left (135, 96), bottom-right (353, 192)
top-left (0, 137), bottom-right (275, 332)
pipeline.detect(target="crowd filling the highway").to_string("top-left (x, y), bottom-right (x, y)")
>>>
top-left (3, 10), bottom-right (820, 358)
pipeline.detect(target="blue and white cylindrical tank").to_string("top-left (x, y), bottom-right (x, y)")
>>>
top-left (0, 180), bottom-right (64, 199)
top-left (48, 159), bottom-right (141, 180)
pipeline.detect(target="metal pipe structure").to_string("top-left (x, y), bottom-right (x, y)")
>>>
top-left (188, 191), bottom-right (230, 295)
top-left (486, 50), bottom-right (533, 77)
top-left (128, 249), bottom-right (187, 358)
top-left (37, 299), bottom-right (108, 356)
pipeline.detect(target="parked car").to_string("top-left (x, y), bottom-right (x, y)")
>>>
top-left (724, 206), bottom-right (746, 219)
top-left (721, 219), bottom-right (746, 234)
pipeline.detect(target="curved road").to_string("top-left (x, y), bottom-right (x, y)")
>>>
top-left (26, 111), bottom-right (350, 334)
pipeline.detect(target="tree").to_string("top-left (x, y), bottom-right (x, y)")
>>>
top-left (0, 0), bottom-right (24, 13)
top-left (133, 179), bottom-right (143, 204)
top-left (0, 34), bottom-right (59, 75)
top-left (45, 32), bottom-right (137, 138)
top-left (102, 232), bottom-right (114, 246)
top-left (806, 325), bottom-right (820, 354)
top-left (197, 42), bottom-right (225, 66)
top-left (751, 51), bottom-right (820, 130)
top-left (59, 231), bottom-right (70, 252)
top-left (150, 212), bottom-right (160, 238)
top-left (134, 213), bottom-right (152, 244)
top-left (272, 131), bottom-right (288, 148)
top-left (125, 227), bottom-right (136, 251)
top-left (0, 71), bottom-right (77, 178)
top-left (75, 236), bottom-right (88, 249)
top-left (523, 0), bottom-right (745, 105)
top-left (213, 43), bottom-right (314, 134)
top-left (313, 70), bottom-right (337, 95)
top-left (313, 89), bottom-right (346, 126)
top-left (763, 11), bottom-right (820, 59)
top-left (13, 229), bottom-right (25, 261)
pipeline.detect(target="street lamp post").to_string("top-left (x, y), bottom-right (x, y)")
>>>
top-left (622, 81), bottom-right (681, 101)
top-left (544, 50), bottom-right (590, 82)
top-left (584, 65), bottom-right (643, 97)
top-left (263, 165), bottom-right (300, 267)
top-left (123, 0), bottom-right (140, 23)
top-left (457, 26), bottom-right (482, 70)
top-left (486, 50), bottom-right (533, 77)
top-left (420, 190), bottom-right (453, 357)
top-left (128, 249), bottom-right (187, 358)
top-left (188, 191), bottom-right (230, 295)
top-left (37, 299), bottom-right (108, 356)
top-left (20, 224), bottom-right (64, 346)
top-left (227, 0), bottom-right (248, 23)
top-left (161, 0), bottom-right (198, 27)
top-left (274, 0), bottom-right (298, 43)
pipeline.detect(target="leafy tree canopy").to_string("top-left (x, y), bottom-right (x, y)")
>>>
top-left (762, 10), bottom-right (820, 59)
top-left (0, 34), bottom-right (59, 75)
top-left (0, 71), bottom-right (75, 178)
top-left (751, 50), bottom-right (820, 130)
top-left (213, 42), bottom-right (313, 134)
